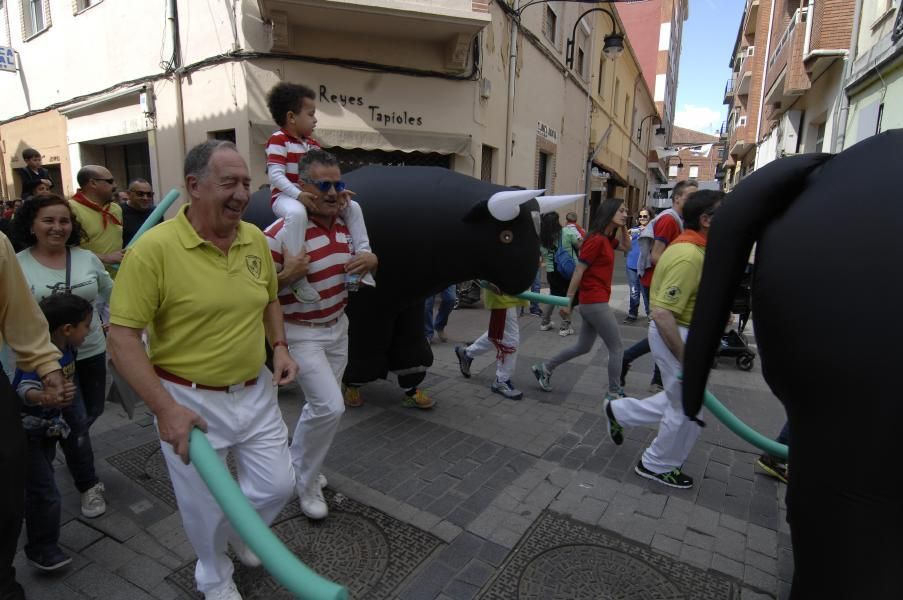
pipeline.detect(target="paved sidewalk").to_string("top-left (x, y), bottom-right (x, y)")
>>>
top-left (16, 275), bottom-right (792, 600)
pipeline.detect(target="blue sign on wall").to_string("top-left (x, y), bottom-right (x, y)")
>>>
top-left (1, 47), bottom-right (16, 73)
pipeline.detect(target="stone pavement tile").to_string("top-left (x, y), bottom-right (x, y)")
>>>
top-left (114, 554), bottom-right (171, 593)
top-left (431, 520), bottom-right (463, 544)
top-left (687, 505), bottom-right (720, 536)
top-left (652, 517), bottom-right (687, 541)
top-left (704, 461), bottom-right (731, 483)
top-left (696, 478), bottom-right (727, 513)
top-left (398, 560), bottom-right (456, 600)
top-left (741, 589), bottom-right (777, 600)
top-left (744, 549), bottom-right (778, 576)
top-left (572, 496), bottom-right (608, 525)
top-left (477, 539), bottom-right (509, 566)
top-left (743, 564), bottom-right (778, 596)
top-left (720, 512), bottom-right (748, 534)
top-left (466, 505), bottom-right (507, 538)
top-left (711, 553), bottom-right (745, 580)
top-left (621, 513), bottom-right (658, 545)
top-left (79, 510), bottom-right (141, 543)
top-left (59, 520), bottom-right (104, 552)
top-left (713, 526), bottom-right (747, 561)
top-left (437, 531), bottom-right (484, 570)
top-left (777, 547), bottom-right (794, 584)
top-left (650, 533), bottom-right (682, 557)
top-left (65, 563), bottom-right (156, 600)
top-left (726, 475), bottom-right (754, 498)
top-left (150, 581), bottom-right (184, 600)
top-left (446, 506), bottom-right (479, 528)
top-left (722, 493), bottom-right (751, 521)
top-left (443, 579), bottom-right (481, 600)
top-left (679, 544), bottom-right (712, 570)
top-left (125, 531), bottom-right (185, 570)
top-left (746, 523), bottom-right (778, 558)
top-left (487, 526), bottom-right (521, 549)
top-left (635, 491), bottom-right (667, 518)
top-left (683, 529), bottom-right (715, 551)
top-left (81, 537), bottom-right (139, 572)
top-left (457, 559), bottom-right (494, 587)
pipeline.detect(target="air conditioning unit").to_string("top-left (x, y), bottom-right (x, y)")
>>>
top-left (738, 116), bottom-right (748, 126)
top-left (747, 46), bottom-right (756, 57)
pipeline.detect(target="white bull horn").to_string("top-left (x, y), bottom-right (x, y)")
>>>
top-left (536, 194), bottom-right (585, 214)
top-left (487, 188), bottom-right (545, 221)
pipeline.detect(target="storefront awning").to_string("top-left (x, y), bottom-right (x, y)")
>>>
top-left (250, 124), bottom-right (471, 155)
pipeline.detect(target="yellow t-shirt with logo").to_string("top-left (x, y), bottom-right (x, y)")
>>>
top-left (109, 205), bottom-right (277, 386)
top-left (649, 241), bottom-right (705, 327)
top-left (70, 198), bottom-right (123, 278)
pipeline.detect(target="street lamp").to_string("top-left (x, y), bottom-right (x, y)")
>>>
top-left (637, 114), bottom-right (666, 142)
top-left (566, 7), bottom-right (625, 68)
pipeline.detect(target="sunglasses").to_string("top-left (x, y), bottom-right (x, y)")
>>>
top-left (91, 177), bottom-right (115, 185)
top-left (639, 214), bottom-right (650, 219)
top-left (302, 178), bottom-right (346, 194)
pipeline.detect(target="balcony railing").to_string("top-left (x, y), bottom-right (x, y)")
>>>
top-left (769, 8), bottom-right (802, 68)
top-left (724, 77), bottom-right (737, 103)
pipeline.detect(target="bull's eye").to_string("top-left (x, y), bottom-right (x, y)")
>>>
top-left (499, 230), bottom-right (514, 244)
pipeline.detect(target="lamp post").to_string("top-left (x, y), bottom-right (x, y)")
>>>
top-left (636, 114), bottom-right (666, 143)
top-left (566, 7), bottom-right (625, 68)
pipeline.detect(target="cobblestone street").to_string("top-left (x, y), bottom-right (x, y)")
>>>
top-left (17, 270), bottom-right (792, 600)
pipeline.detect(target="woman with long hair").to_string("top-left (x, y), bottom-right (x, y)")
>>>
top-left (538, 211), bottom-right (578, 335)
top-left (11, 194), bottom-right (110, 522)
top-left (532, 197), bottom-right (631, 400)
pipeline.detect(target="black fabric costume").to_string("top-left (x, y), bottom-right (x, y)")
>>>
top-left (681, 130), bottom-right (903, 599)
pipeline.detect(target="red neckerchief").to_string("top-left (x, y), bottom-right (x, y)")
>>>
top-left (72, 191), bottom-right (121, 229)
top-left (672, 229), bottom-right (707, 248)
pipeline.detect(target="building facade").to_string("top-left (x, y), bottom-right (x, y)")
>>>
top-left (665, 126), bottom-right (725, 192)
top-left (0, 0), bottom-right (613, 223)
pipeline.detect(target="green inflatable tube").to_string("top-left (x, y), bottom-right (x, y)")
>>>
top-left (513, 290), bottom-right (789, 459)
top-left (126, 188), bottom-right (181, 248)
top-left (189, 429), bottom-right (348, 600)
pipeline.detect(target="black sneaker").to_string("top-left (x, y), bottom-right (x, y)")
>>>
top-left (27, 546), bottom-right (72, 572)
top-left (454, 346), bottom-right (472, 378)
top-left (756, 454), bottom-right (789, 484)
top-left (603, 399), bottom-right (624, 445)
top-left (634, 461), bottom-right (694, 489)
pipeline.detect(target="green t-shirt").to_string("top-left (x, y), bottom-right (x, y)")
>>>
top-left (541, 227), bottom-right (581, 273)
top-left (649, 241), bottom-right (705, 327)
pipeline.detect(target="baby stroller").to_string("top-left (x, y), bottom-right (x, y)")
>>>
top-left (715, 264), bottom-right (757, 371)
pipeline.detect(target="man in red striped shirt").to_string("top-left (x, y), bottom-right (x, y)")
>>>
top-left (265, 150), bottom-right (377, 520)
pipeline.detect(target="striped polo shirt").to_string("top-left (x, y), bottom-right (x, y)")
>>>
top-left (265, 216), bottom-right (351, 324)
top-left (265, 129), bottom-right (321, 205)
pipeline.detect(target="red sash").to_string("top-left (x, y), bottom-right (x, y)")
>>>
top-left (671, 229), bottom-right (707, 248)
top-left (72, 192), bottom-right (122, 229)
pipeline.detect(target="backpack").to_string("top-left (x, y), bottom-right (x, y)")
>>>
top-left (553, 231), bottom-right (576, 279)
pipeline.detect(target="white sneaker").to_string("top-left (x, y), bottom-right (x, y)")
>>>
top-left (318, 473), bottom-right (328, 488)
top-left (291, 278), bottom-right (321, 303)
top-left (205, 579), bottom-right (242, 600)
top-left (231, 541), bottom-right (261, 568)
top-left (558, 327), bottom-right (575, 337)
top-left (539, 322), bottom-right (554, 331)
top-left (80, 482), bottom-right (106, 518)
top-left (300, 486), bottom-right (328, 520)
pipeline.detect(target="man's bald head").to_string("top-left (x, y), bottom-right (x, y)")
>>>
top-left (76, 165), bottom-right (115, 204)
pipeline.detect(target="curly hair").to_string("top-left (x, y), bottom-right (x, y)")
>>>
top-left (266, 82), bottom-right (316, 126)
top-left (11, 194), bottom-right (86, 249)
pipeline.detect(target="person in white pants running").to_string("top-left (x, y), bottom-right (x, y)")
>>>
top-left (266, 150), bottom-right (377, 521)
top-left (108, 141), bottom-right (300, 600)
top-left (604, 191), bottom-right (724, 490)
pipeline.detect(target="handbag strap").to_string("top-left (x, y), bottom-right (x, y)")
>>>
top-left (65, 247), bottom-right (71, 291)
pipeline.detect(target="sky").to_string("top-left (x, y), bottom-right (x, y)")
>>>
top-left (674, 0), bottom-right (747, 134)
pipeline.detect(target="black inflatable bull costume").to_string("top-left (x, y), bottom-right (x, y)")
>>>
top-left (681, 130), bottom-right (902, 599)
top-left (340, 166), bottom-right (577, 389)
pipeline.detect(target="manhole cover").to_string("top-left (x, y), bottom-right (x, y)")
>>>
top-left (480, 512), bottom-right (739, 600)
top-left (107, 441), bottom-right (441, 599)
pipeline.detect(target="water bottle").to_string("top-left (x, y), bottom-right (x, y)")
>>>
top-left (346, 273), bottom-right (361, 292)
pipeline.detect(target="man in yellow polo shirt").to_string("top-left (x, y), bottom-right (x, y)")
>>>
top-left (69, 165), bottom-right (124, 277)
top-left (605, 190), bottom-right (724, 490)
top-left (107, 141), bottom-right (300, 600)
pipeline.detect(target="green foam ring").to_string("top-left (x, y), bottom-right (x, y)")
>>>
top-left (513, 290), bottom-right (789, 460)
top-left (189, 429), bottom-right (348, 600)
top-left (111, 189), bottom-right (181, 271)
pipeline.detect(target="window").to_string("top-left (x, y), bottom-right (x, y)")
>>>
top-left (689, 166), bottom-right (699, 179)
top-left (577, 47), bottom-right (586, 79)
top-left (22, 0), bottom-right (47, 38)
top-left (876, 103), bottom-right (885, 134)
top-left (614, 79), bottom-right (621, 115)
top-left (668, 165), bottom-right (679, 178)
top-left (480, 145), bottom-right (495, 182)
top-left (75, 0), bottom-right (100, 12)
top-left (543, 5), bottom-right (558, 43)
top-left (631, 107), bottom-right (638, 138)
top-left (624, 95), bottom-right (630, 124)
top-left (209, 129), bottom-right (237, 143)
top-left (538, 151), bottom-right (552, 189)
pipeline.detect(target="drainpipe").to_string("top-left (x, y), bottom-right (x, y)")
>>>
top-left (754, 0), bottom-right (777, 151)
top-left (169, 0), bottom-right (188, 176)
top-left (503, 1), bottom-right (520, 185)
top-left (802, 0), bottom-right (814, 57)
top-left (833, 0), bottom-right (863, 152)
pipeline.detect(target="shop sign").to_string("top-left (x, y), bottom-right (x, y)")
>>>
top-left (0, 47), bottom-right (16, 73)
top-left (318, 84), bottom-right (424, 128)
top-left (537, 121), bottom-right (559, 144)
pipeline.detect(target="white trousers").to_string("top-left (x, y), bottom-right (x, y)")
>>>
top-left (466, 308), bottom-right (519, 382)
top-left (610, 322), bottom-right (702, 473)
top-left (273, 195), bottom-right (371, 257)
top-left (159, 367), bottom-right (294, 593)
top-left (286, 315), bottom-right (348, 496)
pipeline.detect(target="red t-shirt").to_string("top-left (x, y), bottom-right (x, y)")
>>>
top-left (577, 233), bottom-right (619, 304)
top-left (640, 213), bottom-right (682, 288)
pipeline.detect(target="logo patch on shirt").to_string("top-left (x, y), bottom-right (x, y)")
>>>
top-left (246, 255), bottom-right (262, 279)
top-left (665, 285), bottom-right (682, 302)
